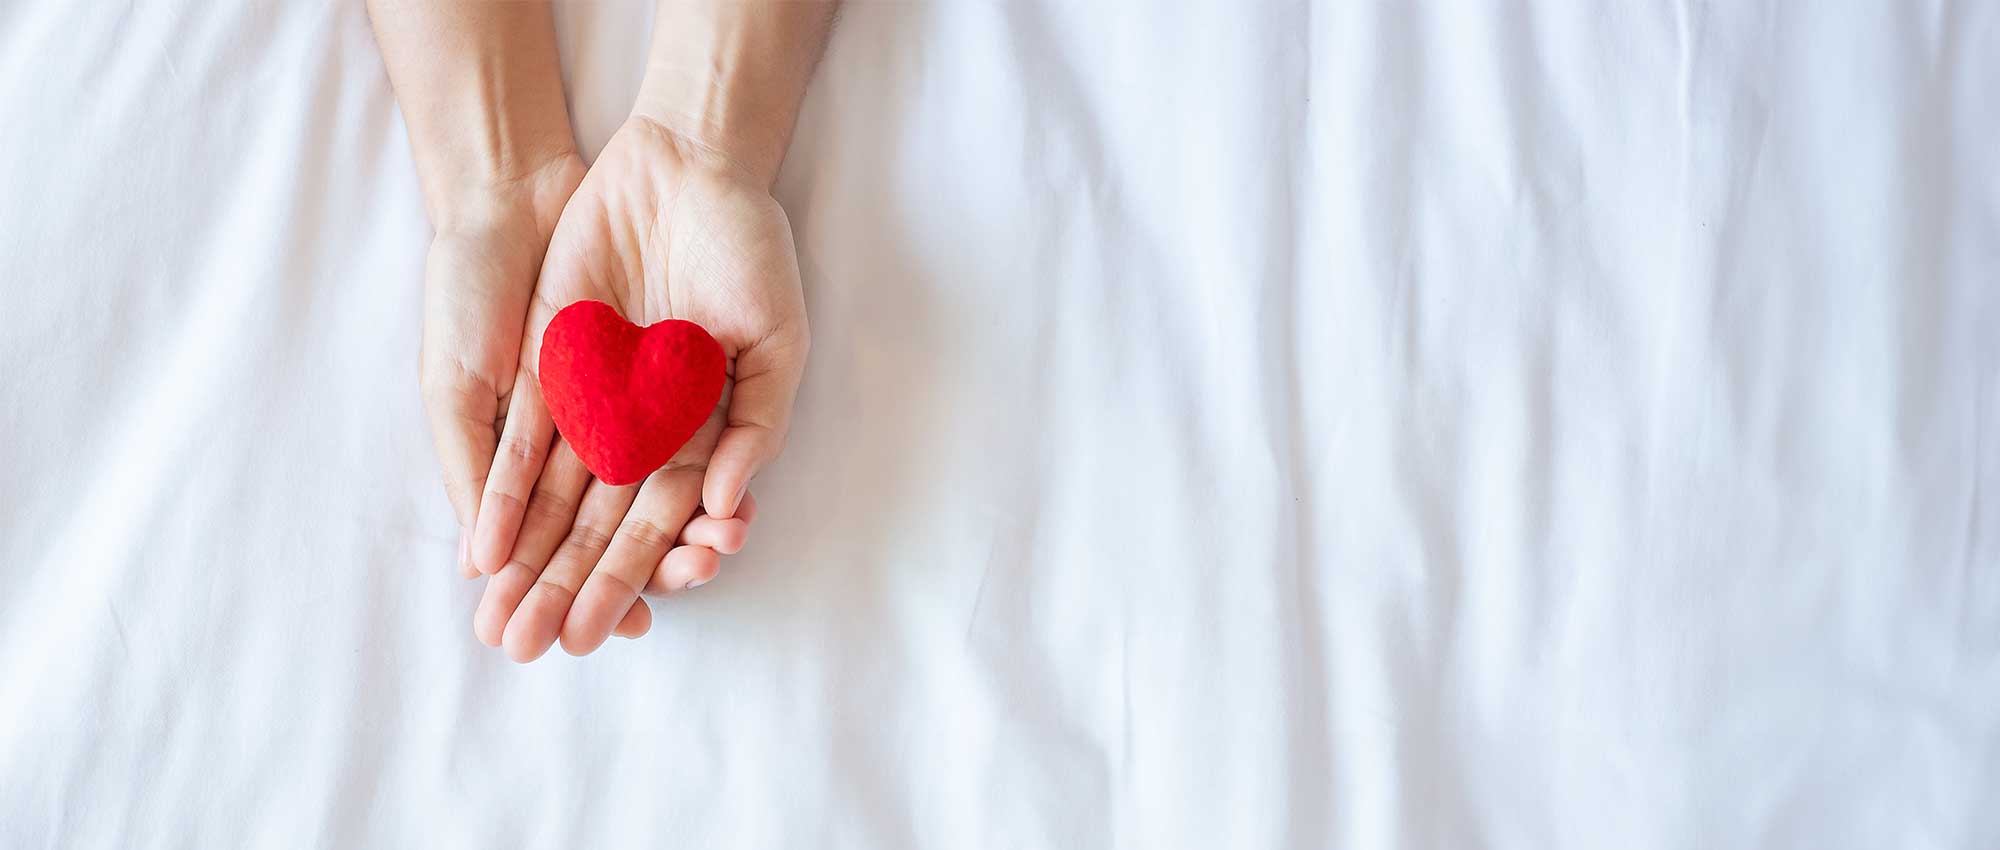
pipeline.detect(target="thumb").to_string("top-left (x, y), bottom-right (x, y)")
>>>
top-left (420, 357), bottom-right (501, 536)
top-left (702, 325), bottom-right (808, 519)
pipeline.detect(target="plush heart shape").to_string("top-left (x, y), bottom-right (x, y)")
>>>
top-left (538, 300), bottom-right (726, 486)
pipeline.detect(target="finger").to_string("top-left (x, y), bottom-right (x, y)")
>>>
top-left (473, 569), bottom-right (525, 647)
top-left (649, 545), bottom-right (722, 595)
top-left (612, 598), bottom-right (651, 639)
top-left (701, 329), bottom-right (807, 519)
top-left (677, 514), bottom-right (749, 555)
top-left (734, 490), bottom-right (759, 524)
top-left (510, 439), bottom-right (595, 567)
top-left (561, 465), bottom-right (704, 656)
top-left (420, 361), bottom-right (500, 537)
top-left (470, 369), bottom-right (557, 575)
top-left (471, 441), bottom-right (593, 646)
top-left (471, 438), bottom-right (593, 638)
top-left (501, 478), bottom-right (638, 662)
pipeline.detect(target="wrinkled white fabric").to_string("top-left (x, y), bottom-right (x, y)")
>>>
top-left (2, 1), bottom-right (1995, 847)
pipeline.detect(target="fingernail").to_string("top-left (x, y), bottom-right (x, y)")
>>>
top-left (457, 531), bottom-right (469, 570)
top-left (684, 575), bottom-right (711, 591)
top-left (733, 480), bottom-right (750, 514)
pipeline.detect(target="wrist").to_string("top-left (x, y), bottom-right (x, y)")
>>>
top-left (427, 150), bottom-right (584, 238)
top-left (631, 73), bottom-right (792, 189)
top-left (629, 2), bottom-right (832, 188)
top-left (370, 0), bottom-right (583, 231)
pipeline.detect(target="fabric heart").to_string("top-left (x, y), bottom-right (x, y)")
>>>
top-left (538, 300), bottom-right (727, 486)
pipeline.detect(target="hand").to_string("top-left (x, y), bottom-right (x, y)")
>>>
top-left (467, 118), bottom-right (810, 661)
top-left (367, 0), bottom-right (592, 584)
top-left (416, 156), bottom-right (585, 578)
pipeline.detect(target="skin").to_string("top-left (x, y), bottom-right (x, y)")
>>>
top-left (369, 0), bottom-right (835, 659)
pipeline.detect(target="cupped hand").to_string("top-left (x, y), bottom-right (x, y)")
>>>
top-left (417, 155), bottom-right (586, 579)
top-left (466, 117), bottom-right (810, 661)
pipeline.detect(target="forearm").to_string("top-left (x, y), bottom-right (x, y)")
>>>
top-left (367, 0), bottom-right (577, 229)
top-left (633, 0), bottom-right (839, 187)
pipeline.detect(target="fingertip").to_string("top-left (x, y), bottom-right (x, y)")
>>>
top-left (702, 458), bottom-right (755, 519)
top-left (499, 607), bottom-right (530, 659)
top-left (557, 583), bottom-right (621, 657)
top-left (473, 602), bottom-right (504, 647)
top-left (714, 522), bottom-right (748, 555)
top-left (475, 564), bottom-right (540, 649)
top-left (683, 552), bottom-right (721, 590)
top-left (503, 636), bottom-right (544, 664)
top-left (656, 545), bottom-right (722, 593)
top-left (614, 599), bottom-right (651, 639)
top-left (679, 515), bottom-right (749, 554)
top-left (501, 595), bottom-right (561, 664)
top-left (471, 495), bottom-right (522, 575)
top-left (473, 588), bottom-right (508, 647)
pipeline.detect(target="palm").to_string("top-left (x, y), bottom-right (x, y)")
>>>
top-left (527, 119), bottom-right (806, 471)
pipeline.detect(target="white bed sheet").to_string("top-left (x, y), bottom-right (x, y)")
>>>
top-left (2, 1), bottom-right (1996, 847)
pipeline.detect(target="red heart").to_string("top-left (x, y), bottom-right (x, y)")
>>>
top-left (538, 300), bottom-right (726, 486)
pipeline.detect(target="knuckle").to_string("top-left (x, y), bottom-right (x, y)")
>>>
top-left (597, 570), bottom-right (644, 597)
top-left (495, 434), bottom-right (544, 467)
top-left (479, 489), bottom-right (524, 516)
top-left (528, 580), bottom-right (575, 606)
top-left (564, 524), bottom-right (613, 555)
top-left (616, 518), bottom-right (674, 550)
top-left (524, 490), bottom-right (578, 526)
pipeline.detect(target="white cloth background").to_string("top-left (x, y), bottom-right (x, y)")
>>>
top-left (2, 1), bottom-right (1995, 847)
